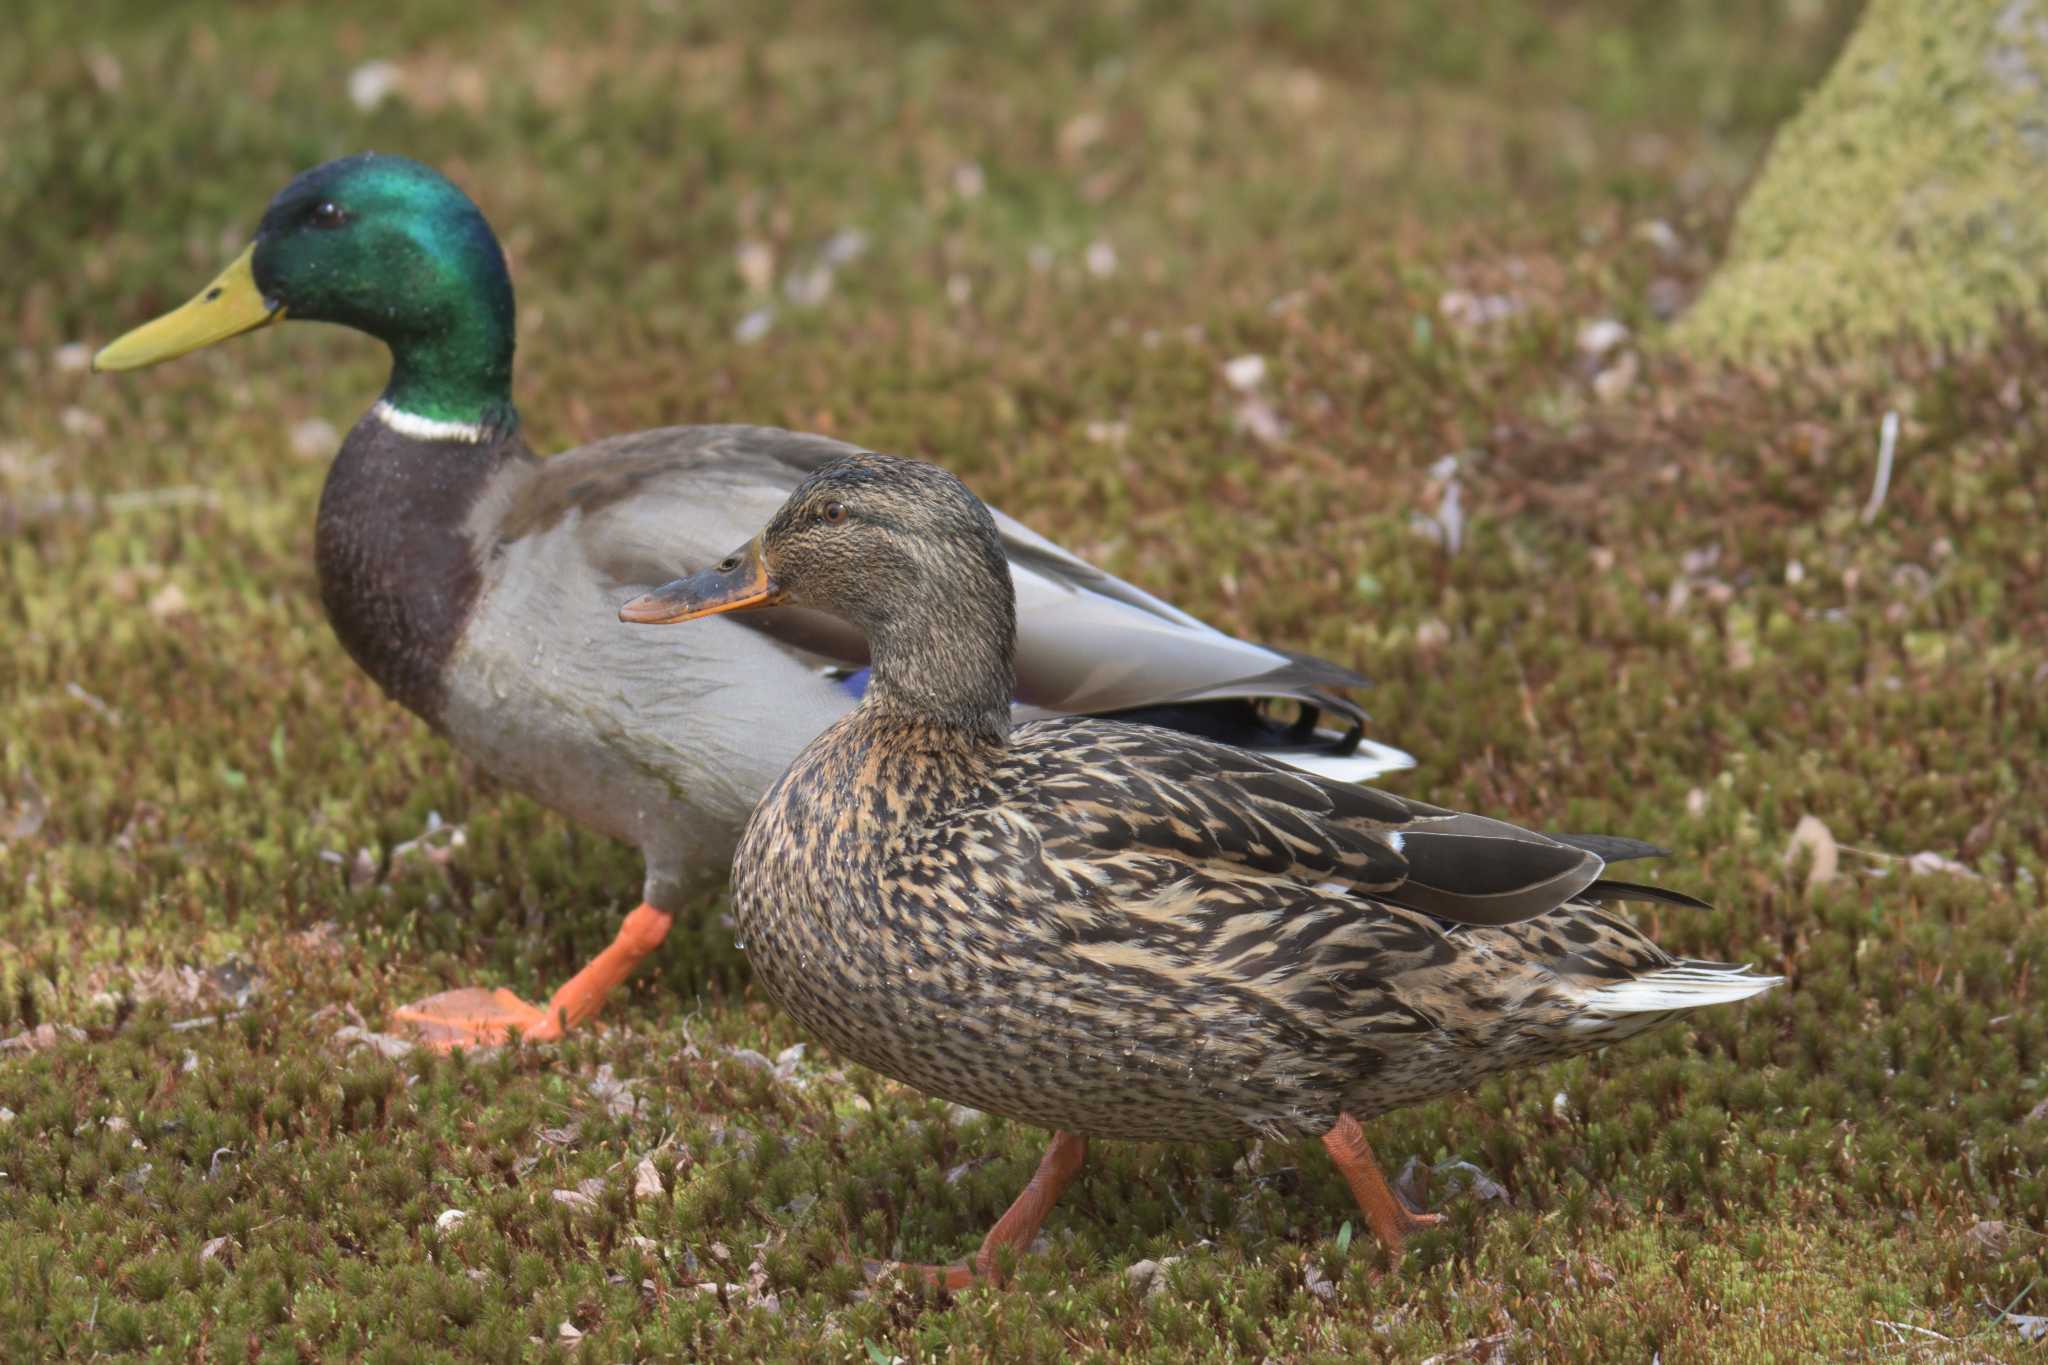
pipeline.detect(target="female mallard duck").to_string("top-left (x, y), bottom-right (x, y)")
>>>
top-left (91, 153), bottom-right (1409, 1048)
top-left (620, 452), bottom-right (1780, 1283)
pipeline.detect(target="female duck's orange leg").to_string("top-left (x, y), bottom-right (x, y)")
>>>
top-left (869, 1131), bottom-right (1090, 1290)
top-left (391, 903), bottom-right (674, 1049)
top-left (1321, 1112), bottom-right (1443, 1253)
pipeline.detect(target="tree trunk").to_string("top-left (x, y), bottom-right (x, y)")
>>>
top-left (1674, 0), bottom-right (2048, 359)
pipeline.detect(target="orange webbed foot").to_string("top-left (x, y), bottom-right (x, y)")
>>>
top-left (856, 1131), bottom-right (1089, 1291)
top-left (861, 1258), bottom-right (979, 1292)
top-left (1322, 1113), bottom-right (1445, 1255)
top-left (390, 987), bottom-right (563, 1050)
top-left (388, 903), bottom-right (675, 1051)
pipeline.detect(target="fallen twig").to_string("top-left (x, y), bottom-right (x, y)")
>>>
top-left (169, 1011), bottom-right (246, 1033)
top-left (1872, 1319), bottom-right (1953, 1344)
top-left (1861, 410), bottom-right (1899, 525)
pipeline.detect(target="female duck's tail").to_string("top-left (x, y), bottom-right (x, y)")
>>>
top-left (1536, 860), bottom-right (1783, 1032)
top-left (1570, 960), bottom-right (1782, 1024)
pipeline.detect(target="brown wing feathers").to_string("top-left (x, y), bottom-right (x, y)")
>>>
top-left (1379, 816), bottom-right (1603, 927)
top-left (1022, 721), bottom-right (1671, 930)
top-left (1027, 724), bottom-right (1413, 890)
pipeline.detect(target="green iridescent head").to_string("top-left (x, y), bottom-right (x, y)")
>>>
top-left (96, 153), bottom-right (517, 437)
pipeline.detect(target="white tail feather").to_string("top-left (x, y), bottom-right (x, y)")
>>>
top-left (1269, 737), bottom-right (1416, 785)
top-left (1576, 963), bottom-right (1783, 1018)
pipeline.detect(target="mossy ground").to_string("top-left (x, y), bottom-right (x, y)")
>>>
top-left (1672, 0), bottom-right (2048, 360)
top-left (4, 2), bottom-right (2045, 1360)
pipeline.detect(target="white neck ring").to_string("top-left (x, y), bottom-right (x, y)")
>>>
top-left (372, 400), bottom-right (488, 444)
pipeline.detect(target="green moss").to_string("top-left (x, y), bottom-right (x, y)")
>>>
top-left (1674, 0), bottom-right (2048, 358)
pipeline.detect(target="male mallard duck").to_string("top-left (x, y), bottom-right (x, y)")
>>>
top-left (92, 153), bottom-right (1410, 1047)
top-left (619, 452), bottom-right (1780, 1284)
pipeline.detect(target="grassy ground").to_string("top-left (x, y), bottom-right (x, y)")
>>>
top-left (5, 1), bottom-right (2046, 1359)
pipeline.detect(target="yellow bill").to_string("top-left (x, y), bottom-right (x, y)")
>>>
top-left (92, 244), bottom-right (284, 372)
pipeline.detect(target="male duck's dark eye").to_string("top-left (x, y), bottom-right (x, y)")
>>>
top-left (309, 200), bottom-right (348, 229)
top-left (819, 501), bottom-right (847, 525)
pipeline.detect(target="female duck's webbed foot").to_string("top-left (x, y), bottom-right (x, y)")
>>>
top-left (391, 903), bottom-right (674, 1050)
top-left (1321, 1112), bottom-right (1444, 1253)
top-left (864, 1131), bottom-right (1089, 1290)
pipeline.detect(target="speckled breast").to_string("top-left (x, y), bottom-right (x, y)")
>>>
top-left (727, 762), bottom-right (1348, 1143)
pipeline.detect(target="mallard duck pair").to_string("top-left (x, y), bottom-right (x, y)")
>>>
top-left (95, 154), bottom-right (1410, 1047)
top-left (99, 156), bottom-right (1778, 1277)
top-left (618, 452), bottom-right (1778, 1281)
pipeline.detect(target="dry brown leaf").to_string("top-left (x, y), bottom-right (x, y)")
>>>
top-left (0, 1023), bottom-right (86, 1054)
top-left (1783, 814), bottom-right (1839, 893)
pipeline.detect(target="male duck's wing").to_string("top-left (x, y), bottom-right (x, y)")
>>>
top-left (991, 509), bottom-right (1361, 704)
top-left (993, 510), bottom-right (1413, 779)
top-left (495, 424), bottom-right (879, 664)
top-left (502, 425), bottom-right (1408, 775)
top-left (1015, 718), bottom-right (1603, 928)
top-left (499, 424), bottom-right (862, 582)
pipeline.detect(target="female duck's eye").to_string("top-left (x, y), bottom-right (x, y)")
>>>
top-left (820, 501), bottom-right (847, 525)
top-left (309, 200), bottom-right (348, 229)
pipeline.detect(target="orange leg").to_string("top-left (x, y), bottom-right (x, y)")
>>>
top-left (868, 1131), bottom-right (1090, 1290)
top-left (391, 903), bottom-right (674, 1050)
top-left (1321, 1113), bottom-right (1443, 1253)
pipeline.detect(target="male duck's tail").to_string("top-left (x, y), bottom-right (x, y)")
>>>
top-left (1097, 690), bottom-right (1415, 784)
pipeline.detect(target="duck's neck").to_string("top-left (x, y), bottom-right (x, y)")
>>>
top-left (315, 408), bottom-right (533, 726)
top-left (860, 589), bottom-right (1017, 746)
top-left (374, 301), bottom-right (519, 445)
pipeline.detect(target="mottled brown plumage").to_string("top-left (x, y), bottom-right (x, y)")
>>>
top-left (625, 452), bottom-right (1781, 1280)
